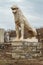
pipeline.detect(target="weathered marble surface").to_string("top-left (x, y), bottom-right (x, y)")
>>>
top-left (11, 5), bottom-right (37, 40)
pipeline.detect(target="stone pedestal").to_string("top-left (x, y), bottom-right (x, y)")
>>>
top-left (11, 38), bottom-right (42, 59)
top-left (11, 37), bottom-right (38, 42)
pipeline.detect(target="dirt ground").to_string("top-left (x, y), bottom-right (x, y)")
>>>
top-left (0, 58), bottom-right (43, 65)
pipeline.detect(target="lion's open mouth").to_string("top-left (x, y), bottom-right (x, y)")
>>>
top-left (12, 10), bottom-right (17, 13)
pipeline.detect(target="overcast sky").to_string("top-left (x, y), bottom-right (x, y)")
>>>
top-left (0, 0), bottom-right (43, 30)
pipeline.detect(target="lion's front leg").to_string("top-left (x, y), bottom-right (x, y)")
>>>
top-left (20, 23), bottom-right (24, 40)
top-left (15, 23), bottom-right (19, 40)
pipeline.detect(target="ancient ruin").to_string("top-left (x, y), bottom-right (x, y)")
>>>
top-left (0, 29), bottom-right (5, 43)
top-left (0, 5), bottom-right (43, 65)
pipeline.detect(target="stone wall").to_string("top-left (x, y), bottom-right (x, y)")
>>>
top-left (0, 41), bottom-right (42, 60)
top-left (11, 41), bottom-right (42, 59)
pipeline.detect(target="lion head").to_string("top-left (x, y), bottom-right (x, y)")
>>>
top-left (11, 5), bottom-right (19, 14)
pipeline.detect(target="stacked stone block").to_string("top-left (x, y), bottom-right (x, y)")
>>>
top-left (11, 41), bottom-right (42, 59)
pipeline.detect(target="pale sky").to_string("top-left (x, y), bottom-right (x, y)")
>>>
top-left (0, 0), bottom-right (43, 30)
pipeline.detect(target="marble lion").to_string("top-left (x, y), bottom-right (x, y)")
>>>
top-left (11, 5), bottom-right (37, 40)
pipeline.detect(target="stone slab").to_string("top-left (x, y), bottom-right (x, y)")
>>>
top-left (0, 29), bottom-right (5, 43)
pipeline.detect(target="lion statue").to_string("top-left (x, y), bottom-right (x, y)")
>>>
top-left (11, 5), bottom-right (37, 40)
